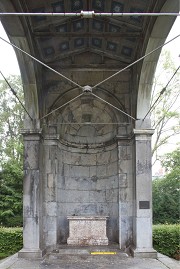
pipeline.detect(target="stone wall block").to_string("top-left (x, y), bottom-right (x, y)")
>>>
top-left (46, 187), bottom-right (56, 202)
top-left (63, 150), bottom-right (72, 164)
top-left (108, 203), bottom-right (119, 217)
top-left (119, 188), bottom-right (127, 202)
top-left (45, 160), bottom-right (51, 174)
top-left (120, 202), bottom-right (128, 216)
top-left (45, 202), bottom-right (57, 217)
top-left (127, 173), bottom-right (133, 189)
top-left (105, 189), bottom-right (118, 203)
top-left (44, 216), bottom-right (57, 231)
top-left (46, 230), bottom-right (57, 246)
top-left (118, 159), bottom-right (131, 174)
top-left (89, 166), bottom-right (97, 177)
top-left (59, 189), bottom-right (90, 203)
top-left (107, 161), bottom-right (118, 177)
top-left (63, 164), bottom-right (70, 177)
top-left (126, 188), bottom-right (133, 203)
top-left (80, 154), bottom-right (97, 166)
top-left (57, 203), bottom-right (74, 216)
top-left (110, 149), bottom-right (118, 162)
top-left (96, 151), bottom-right (111, 165)
top-left (47, 173), bottom-right (54, 188)
top-left (119, 173), bottom-right (127, 187)
top-left (89, 190), bottom-right (106, 203)
top-left (64, 176), bottom-right (78, 190)
top-left (96, 203), bottom-right (109, 215)
top-left (97, 165), bottom-right (107, 178)
top-left (72, 165), bottom-right (90, 178)
top-left (96, 176), bottom-right (118, 190)
top-left (77, 203), bottom-right (98, 215)
top-left (77, 178), bottom-right (94, 191)
top-left (49, 145), bottom-right (57, 160)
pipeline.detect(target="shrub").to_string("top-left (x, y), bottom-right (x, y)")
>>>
top-left (153, 224), bottom-right (180, 259)
top-left (0, 227), bottom-right (23, 259)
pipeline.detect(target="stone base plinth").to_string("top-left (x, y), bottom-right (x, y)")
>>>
top-left (67, 216), bottom-right (108, 246)
top-left (18, 248), bottom-right (44, 258)
top-left (131, 247), bottom-right (157, 258)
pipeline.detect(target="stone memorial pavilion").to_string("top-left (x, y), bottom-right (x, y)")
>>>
top-left (0, 0), bottom-right (178, 259)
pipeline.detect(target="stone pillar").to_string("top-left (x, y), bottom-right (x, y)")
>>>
top-left (131, 129), bottom-right (157, 258)
top-left (117, 137), bottom-right (133, 251)
top-left (18, 129), bottom-right (43, 258)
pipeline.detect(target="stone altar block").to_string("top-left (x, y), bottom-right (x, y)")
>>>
top-left (67, 216), bottom-right (109, 245)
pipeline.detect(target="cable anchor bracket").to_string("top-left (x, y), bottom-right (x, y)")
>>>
top-left (83, 85), bottom-right (92, 93)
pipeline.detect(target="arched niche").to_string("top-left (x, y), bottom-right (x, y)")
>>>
top-left (44, 87), bottom-right (129, 146)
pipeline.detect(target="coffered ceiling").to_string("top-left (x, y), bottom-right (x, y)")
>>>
top-left (10, 0), bottom-right (166, 67)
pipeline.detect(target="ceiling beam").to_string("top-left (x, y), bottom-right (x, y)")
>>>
top-left (33, 31), bottom-right (142, 38)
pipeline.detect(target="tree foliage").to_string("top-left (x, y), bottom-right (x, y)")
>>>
top-left (0, 75), bottom-right (24, 226)
top-left (153, 148), bottom-right (180, 224)
top-left (151, 51), bottom-right (180, 164)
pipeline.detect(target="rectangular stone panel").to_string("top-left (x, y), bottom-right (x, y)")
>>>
top-left (67, 216), bottom-right (108, 246)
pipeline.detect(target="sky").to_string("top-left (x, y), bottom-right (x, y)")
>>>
top-left (0, 24), bottom-right (20, 76)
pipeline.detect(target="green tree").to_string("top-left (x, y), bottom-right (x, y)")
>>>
top-left (153, 148), bottom-right (180, 224)
top-left (151, 51), bottom-right (180, 165)
top-left (0, 160), bottom-right (23, 227)
top-left (0, 75), bottom-right (24, 226)
top-left (0, 75), bottom-right (24, 164)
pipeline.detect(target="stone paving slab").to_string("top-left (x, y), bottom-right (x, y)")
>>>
top-left (157, 253), bottom-right (180, 269)
top-left (1, 253), bottom-right (179, 269)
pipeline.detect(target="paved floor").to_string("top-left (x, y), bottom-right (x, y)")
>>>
top-left (0, 252), bottom-right (179, 269)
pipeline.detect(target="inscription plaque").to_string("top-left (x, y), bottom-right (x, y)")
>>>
top-left (139, 201), bottom-right (150, 209)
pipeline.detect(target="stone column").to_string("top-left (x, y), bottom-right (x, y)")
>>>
top-left (131, 129), bottom-right (157, 258)
top-left (18, 129), bottom-right (43, 258)
top-left (117, 137), bottom-right (133, 251)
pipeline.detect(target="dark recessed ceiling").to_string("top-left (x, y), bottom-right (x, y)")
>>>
top-left (12, 0), bottom-right (166, 66)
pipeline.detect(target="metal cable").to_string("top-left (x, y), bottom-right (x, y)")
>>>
top-left (0, 34), bottom-right (179, 94)
top-left (0, 70), bottom-right (33, 121)
top-left (143, 65), bottom-right (180, 120)
top-left (42, 90), bottom-right (135, 121)
top-left (41, 93), bottom-right (84, 120)
top-left (91, 92), bottom-right (136, 120)
top-left (0, 12), bottom-right (179, 17)
top-left (0, 27), bottom-right (179, 124)
top-left (92, 35), bottom-right (180, 90)
top-left (0, 36), bottom-right (83, 90)
top-left (49, 122), bottom-right (129, 125)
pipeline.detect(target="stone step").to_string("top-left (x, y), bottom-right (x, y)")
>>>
top-left (44, 250), bottom-right (129, 267)
top-left (46, 244), bottom-right (129, 260)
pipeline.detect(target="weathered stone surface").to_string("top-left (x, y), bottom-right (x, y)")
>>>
top-left (67, 216), bottom-right (108, 246)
